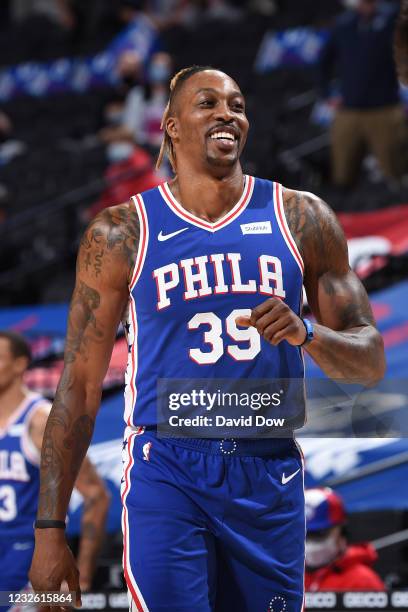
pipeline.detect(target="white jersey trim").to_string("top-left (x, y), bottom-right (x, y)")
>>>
top-left (124, 294), bottom-right (138, 428)
top-left (158, 175), bottom-right (255, 233)
top-left (294, 436), bottom-right (306, 612)
top-left (0, 392), bottom-right (42, 439)
top-left (129, 194), bottom-right (149, 291)
top-left (22, 400), bottom-right (52, 466)
top-left (274, 182), bottom-right (304, 276)
top-left (121, 433), bottom-right (150, 612)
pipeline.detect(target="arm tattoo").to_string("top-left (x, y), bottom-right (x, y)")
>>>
top-left (65, 281), bottom-right (103, 364)
top-left (38, 388), bottom-right (96, 520)
top-left (38, 371), bottom-right (72, 518)
top-left (37, 203), bottom-right (137, 520)
top-left (282, 188), bottom-right (384, 382)
top-left (63, 415), bottom-right (95, 477)
top-left (283, 188), bottom-right (375, 328)
top-left (283, 190), bottom-right (346, 276)
top-left (79, 203), bottom-right (140, 283)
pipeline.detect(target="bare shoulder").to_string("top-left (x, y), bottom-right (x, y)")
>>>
top-left (79, 201), bottom-right (140, 287)
top-left (282, 186), bottom-right (348, 276)
top-left (28, 403), bottom-right (50, 429)
top-left (27, 403), bottom-right (51, 450)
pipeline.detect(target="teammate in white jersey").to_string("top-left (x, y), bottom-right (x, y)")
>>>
top-left (0, 330), bottom-right (110, 604)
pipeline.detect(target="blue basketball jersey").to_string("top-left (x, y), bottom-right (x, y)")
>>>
top-left (0, 394), bottom-right (48, 539)
top-left (123, 176), bottom-right (304, 427)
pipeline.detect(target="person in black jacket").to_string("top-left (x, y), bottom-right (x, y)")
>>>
top-left (319, 0), bottom-right (407, 187)
top-left (395, 0), bottom-right (408, 84)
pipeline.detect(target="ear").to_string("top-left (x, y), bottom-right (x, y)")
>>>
top-left (166, 116), bottom-right (179, 141)
top-left (14, 355), bottom-right (29, 377)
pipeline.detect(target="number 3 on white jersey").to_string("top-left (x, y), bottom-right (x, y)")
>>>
top-left (0, 485), bottom-right (17, 521)
top-left (188, 309), bottom-right (261, 364)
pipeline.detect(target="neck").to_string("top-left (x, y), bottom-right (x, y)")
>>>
top-left (169, 164), bottom-right (245, 223)
top-left (0, 380), bottom-right (27, 424)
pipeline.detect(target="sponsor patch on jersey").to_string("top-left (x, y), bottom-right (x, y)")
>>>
top-left (240, 221), bottom-right (272, 235)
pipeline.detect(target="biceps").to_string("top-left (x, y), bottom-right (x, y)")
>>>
top-left (308, 270), bottom-right (375, 331)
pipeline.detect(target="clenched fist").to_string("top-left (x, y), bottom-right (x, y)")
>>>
top-left (235, 297), bottom-right (307, 346)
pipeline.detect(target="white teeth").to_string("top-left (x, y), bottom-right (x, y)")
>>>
top-left (210, 131), bottom-right (235, 141)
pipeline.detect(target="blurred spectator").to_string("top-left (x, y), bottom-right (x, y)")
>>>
top-left (100, 51), bottom-right (172, 156)
top-left (86, 146), bottom-right (163, 220)
top-left (124, 51), bottom-right (172, 152)
top-left (318, 0), bottom-right (407, 187)
top-left (395, 0), bottom-right (408, 85)
top-left (305, 487), bottom-right (385, 591)
top-left (93, 48), bottom-right (168, 218)
top-left (107, 0), bottom-right (162, 65)
top-left (99, 50), bottom-right (145, 146)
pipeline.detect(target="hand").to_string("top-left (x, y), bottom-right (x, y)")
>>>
top-left (29, 530), bottom-right (82, 611)
top-left (79, 573), bottom-right (92, 593)
top-left (235, 298), bottom-right (307, 346)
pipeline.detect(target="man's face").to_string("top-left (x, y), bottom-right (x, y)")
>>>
top-left (305, 525), bottom-right (346, 569)
top-left (0, 338), bottom-right (26, 393)
top-left (167, 70), bottom-right (249, 171)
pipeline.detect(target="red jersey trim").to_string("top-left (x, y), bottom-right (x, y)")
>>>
top-left (129, 194), bottom-right (149, 291)
top-left (158, 175), bottom-right (255, 232)
top-left (274, 182), bottom-right (304, 275)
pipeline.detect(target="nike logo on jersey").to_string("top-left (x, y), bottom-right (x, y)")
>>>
top-left (281, 468), bottom-right (301, 485)
top-left (158, 228), bottom-right (189, 241)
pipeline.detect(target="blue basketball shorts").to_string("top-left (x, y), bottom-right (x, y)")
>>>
top-left (0, 537), bottom-right (34, 611)
top-left (121, 429), bottom-right (305, 612)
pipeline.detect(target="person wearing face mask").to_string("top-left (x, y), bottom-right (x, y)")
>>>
top-left (100, 51), bottom-right (172, 162)
top-left (94, 49), bottom-right (164, 220)
top-left (122, 51), bottom-right (173, 154)
top-left (305, 487), bottom-right (385, 592)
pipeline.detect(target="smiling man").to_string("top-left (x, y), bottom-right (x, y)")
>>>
top-left (29, 66), bottom-right (385, 612)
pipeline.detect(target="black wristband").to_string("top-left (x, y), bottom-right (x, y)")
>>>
top-left (35, 519), bottom-right (66, 529)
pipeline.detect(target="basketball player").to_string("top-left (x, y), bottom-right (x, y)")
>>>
top-left (0, 331), bottom-right (110, 606)
top-left (29, 67), bottom-right (385, 612)
top-left (395, 0), bottom-right (408, 84)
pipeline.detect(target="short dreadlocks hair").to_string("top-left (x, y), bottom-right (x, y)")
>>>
top-left (156, 65), bottom-right (215, 173)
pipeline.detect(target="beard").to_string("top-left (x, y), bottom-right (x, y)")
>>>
top-left (205, 149), bottom-right (239, 168)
